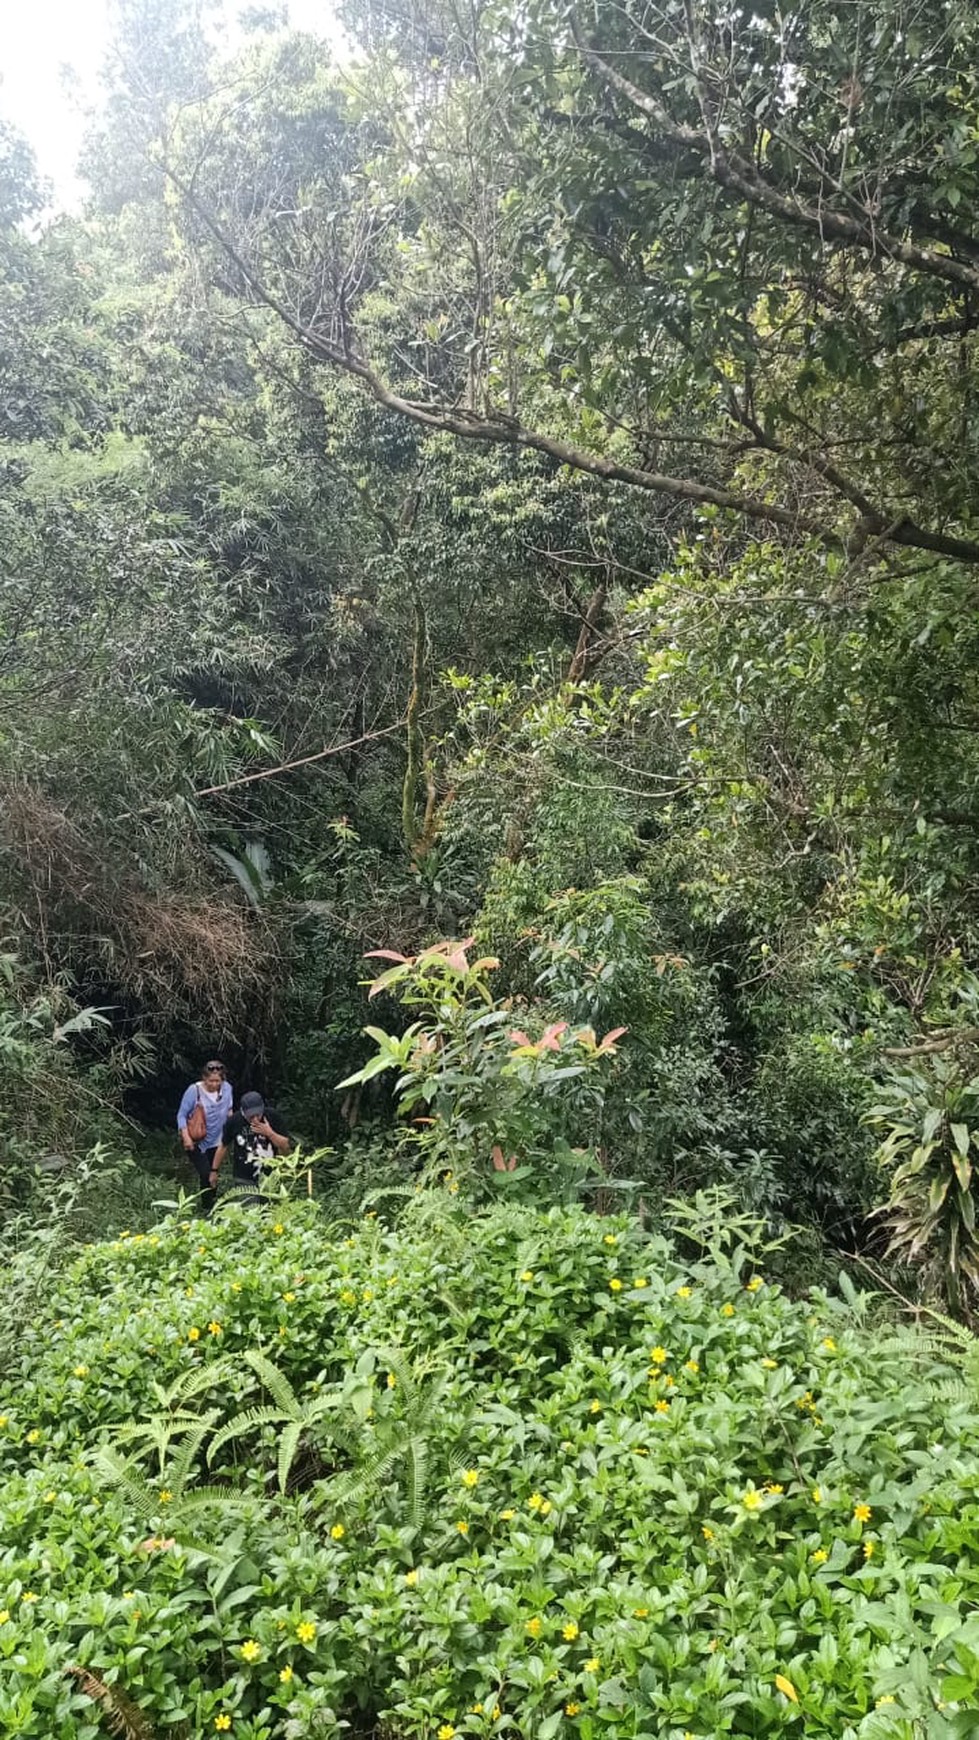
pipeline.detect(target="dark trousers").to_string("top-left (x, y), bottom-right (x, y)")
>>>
top-left (189, 1145), bottom-right (218, 1216)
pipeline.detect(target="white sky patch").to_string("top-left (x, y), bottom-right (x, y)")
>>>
top-left (0, 0), bottom-right (341, 210)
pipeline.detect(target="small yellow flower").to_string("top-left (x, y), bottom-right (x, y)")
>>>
top-left (215, 1719), bottom-right (232, 1733)
top-left (231, 1281), bottom-right (241, 1293)
top-left (387, 1372), bottom-right (397, 1389)
top-left (650, 1346), bottom-right (668, 1365)
top-left (185, 1287), bottom-right (194, 1297)
top-left (774, 1675), bottom-right (798, 1703)
top-left (21, 1592), bottom-right (37, 1603)
top-left (742, 1489), bottom-right (762, 1510)
top-left (589, 1400), bottom-right (602, 1414)
top-left (609, 1278), bottom-right (623, 1292)
top-left (812, 1548), bottom-right (828, 1564)
top-left (404, 1569), bottom-right (419, 1585)
top-left (187, 1327), bottom-right (200, 1343)
top-left (701, 1525), bottom-right (714, 1540)
top-left (676, 1285), bottom-right (692, 1298)
top-left (876, 1696), bottom-right (895, 1707)
top-left (499, 1508), bottom-right (516, 1521)
top-left (43, 1490), bottom-right (57, 1503)
top-left (296, 1621), bottom-right (316, 1643)
top-left (26, 1429), bottom-right (40, 1445)
top-left (540, 1499), bottom-right (552, 1515)
top-left (330, 1523), bottom-right (345, 1540)
top-left (763, 1482), bottom-right (784, 1495)
top-left (633, 1606), bottom-right (649, 1618)
top-left (240, 1639), bottom-right (261, 1661)
top-left (721, 1302), bottom-right (735, 1317)
top-left (528, 1492), bottom-right (544, 1511)
top-left (520, 1270), bottom-right (535, 1282)
top-left (854, 1503), bottom-right (872, 1523)
top-left (633, 1277), bottom-right (648, 1289)
top-left (470, 1704), bottom-right (484, 1715)
top-left (438, 1726), bottom-right (455, 1740)
top-left (491, 1707), bottom-right (501, 1722)
top-left (73, 1364), bottom-right (89, 1379)
top-left (685, 1359), bottom-right (699, 1374)
top-left (340, 1289), bottom-right (357, 1306)
top-left (208, 1321), bottom-right (222, 1337)
top-left (159, 1489), bottom-right (172, 1504)
top-left (654, 1399), bottom-right (670, 1414)
top-left (746, 1277), bottom-right (763, 1292)
top-left (821, 1337), bottom-right (836, 1352)
top-left (863, 1539), bottom-right (876, 1559)
top-left (812, 1487), bottom-right (822, 1503)
top-left (603, 1234), bottom-right (617, 1246)
top-left (0, 1416), bottom-right (7, 1427)
top-left (0, 1611), bottom-right (9, 1625)
top-left (273, 1223), bottom-right (284, 1235)
top-left (456, 1519), bottom-right (469, 1535)
top-left (526, 1616), bottom-right (543, 1638)
top-left (279, 1664), bottom-right (294, 1682)
top-left (761, 1358), bottom-right (778, 1369)
top-left (362, 1287), bottom-right (373, 1302)
top-left (461, 1468), bottom-right (480, 1488)
top-left (565, 1703), bottom-right (581, 1716)
top-left (562, 1621), bottom-right (579, 1641)
top-left (584, 1656), bottom-right (600, 1673)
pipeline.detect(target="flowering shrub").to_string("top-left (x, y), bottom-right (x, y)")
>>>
top-left (0, 1199), bottom-right (977, 1735)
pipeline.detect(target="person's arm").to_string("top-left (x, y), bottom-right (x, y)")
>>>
top-left (211, 1117), bottom-right (234, 1184)
top-left (176, 1085), bottom-right (196, 1150)
top-left (253, 1115), bottom-right (292, 1156)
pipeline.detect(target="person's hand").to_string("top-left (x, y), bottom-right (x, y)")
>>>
top-left (181, 1135), bottom-right (194, 1152)
top-left (209, 1169), bottom-right (219, 1187)
top-left (251, 1117), bottom-right (274, 1139)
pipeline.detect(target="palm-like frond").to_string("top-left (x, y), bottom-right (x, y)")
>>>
top-left (245, 1347), bottom-right (302, 1416)
top-left (208, 1403), bottom-right (287, 1465)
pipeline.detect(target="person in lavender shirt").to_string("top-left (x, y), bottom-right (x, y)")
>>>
top-left (177, 1059), bottom-right (233, 1215)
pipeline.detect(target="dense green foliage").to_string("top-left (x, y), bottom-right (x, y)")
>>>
top-left (3, 1197), bottom-right (979, 1738)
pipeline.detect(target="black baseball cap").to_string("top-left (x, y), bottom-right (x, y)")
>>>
top-left (240, 1092), bottom-right (265, 1118)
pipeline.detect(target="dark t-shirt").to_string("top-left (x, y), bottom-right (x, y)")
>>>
top-left (220, 1108), bottom-right (290, 1187)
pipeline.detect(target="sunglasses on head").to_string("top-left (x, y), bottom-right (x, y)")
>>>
top-left (205, 1062), bottom-right (224, 1073)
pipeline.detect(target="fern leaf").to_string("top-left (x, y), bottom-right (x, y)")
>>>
top-left (67, 1665), bottom-right (159, 1740)
top-left (245, 1349), bottom-right (302, 1417)
top-left (278, 1419), bottom-right (304, 1496)
top-left (207, 1405), bottom-right (284, 1465)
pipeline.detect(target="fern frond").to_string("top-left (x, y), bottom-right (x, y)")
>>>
top-left (163, 1359), bottom-right (236, 1408)
top-left (245, 1349), bottom-right (302, 1417)
top-left (329, 1441), bottom-right (401, 1507)
top-left (67, 1665), bottom-right (158, 1740)
top-left (208, 1405), bottom-right (284, 1465)
top-left (92, 1450), bottom-right (162, 1525)
top-left (405, 1436), bottom-right (428, 1528)
top-left (376, 1344), bottom-right (418, 1408)
top-left (168, 1412), bottom-right (219, 1495)
top-left (278, 1420), bottom-right (304, 1496)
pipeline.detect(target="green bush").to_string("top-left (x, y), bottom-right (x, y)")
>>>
top-left (1, 1197), bottom-right (978, 1736)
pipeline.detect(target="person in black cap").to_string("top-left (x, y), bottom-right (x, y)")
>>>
top-left (211, 1091), bottom-right (292, 1200)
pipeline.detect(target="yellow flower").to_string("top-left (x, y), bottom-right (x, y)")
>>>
top-left (540, 1499), bottom-right (552, 1515)
top-left (812, 1487), bottom-right (822, 1503)
top-left (0, 1416), bottom-right (6, 1427)
top-left (863, 1539), bottom-right (876, 1559)
top-left (231, 1281), bottom-right (241, 1293)
top-left (721, 1303), bottom-right (735, 1317)
top-left (650, 1346), bottom-right (668, 1365)
top-left (603, 1234), bottom-right (617, 1246)
top-left (491, 1707), bottom-right (501, 1722)
top-left (21, 1592), bottom-right (37, 1603)
top-left (461, 1468), bottom-right (480, 1488)
top-left (520, 1270), bottom-right (535, 1282)
top-left (633, 1606), bottom-right (649, 1618)
top-left (528, 1492), bottom-right (544, 1511)
top-left (685, 1359), bottom-right (699, 1373)
top-left (438, 1726), bottom-right (456, 1740)
top-left (456, 1519), bottom-right (469, 1535)
top-left (273, 1223), bottom-right (284, 1235)
top-left (330, 1524), bottom-right (345, 1540)
top-left (240, 1639), bottom-right (261, 1661)
top-left (404, 1569), bottom-right (419, 1586)
top-left (279, 1664), bottom-right (294, 1682)
top-left (676, 1285), bottom-right (692, 1298)
top-left (296, 1621), bottom-right (317, 1643)
top-left (774, 1675), bottom-right (798, 1703)
top-left (589, 1400), bottom-right (602, 1414)
top-left (43, 1490), bottom-right (57, 1503)
top-left (470, 1704), bottom-right (484, 1715)
top-left (562, 1621), bottom-right (579, 1641)
top-left (821, 1337), bottom-right (836, 1351)
top-left (566, 1703), bottom-right (581, 1716)
top-left (362, 1287), bottom-right (373, 1302)
top-left (876, 1696), bottom-right (895, 1707)
top-left (812, 1548), bottom-right (828, 1564)
top-left (633, 1277), bottom-right (648, 1289)
top-left (73, 1364), bottom-right (89, 1379)
top-left (499, 1508), bottom-right (516, 1521)
top-left (0, 1611), bottom-right (9, 1625)
top-left (26, 1429), bottom-right (40, 1444)
top-left (387, 1372), bottom-right (397, 1389)
top-left (526, 1616), bottom-right (543, 1638)
top-left (609, 1278), bottom-right (623, 1292)
top-left (854, 1503), bottom-right (872, 1523)
top-left (742, 1489), bottom-right (762, 1511)
top-left (185, 1287), bottom-right (194, 1298)
top-left (208, 1321), bottom-right (222, 1337)
top-left (187, 1327), bottom-right (200, 1343)
top-left (215, 1719), bottom-right (232, 1733)
top-left (159, 1489), bottom-right (172, 1504)
top-left (282, 1292), bottom-right (295, 1303)
top-left (763, 1482), bottom-right (784, 1495)
top-left (746, 1277), bottom-right (763, 1292)
top-left (701, 1525), bottom-right (714, 1541)
top-left (761, 1358), bottom-right (777, 1369)
top-left (654, 1399), bottom-right (670, 1414)
top-left (584, 1656), bottom-right (600, 1673)
top-left (340, 1289), bottom-right (357, 1306)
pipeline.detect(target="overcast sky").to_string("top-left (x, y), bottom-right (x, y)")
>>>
top-left (1, 0), bottom-right (337, 209)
